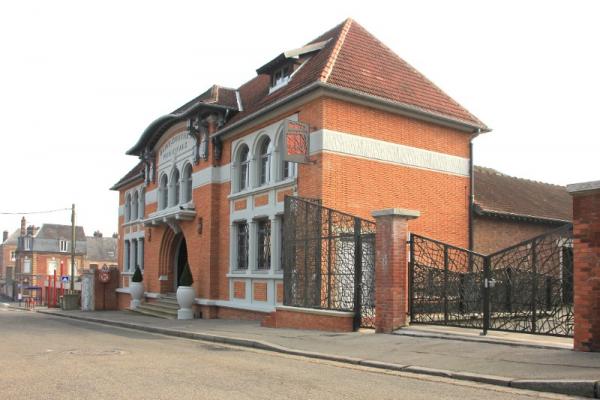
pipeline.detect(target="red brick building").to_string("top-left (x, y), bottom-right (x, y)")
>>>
top-left (473, 166), bottom-right (572, 254)
top-left (111, 19), bottom-right (488, 317)
top-left (0, 230), bottom-right (18, 298)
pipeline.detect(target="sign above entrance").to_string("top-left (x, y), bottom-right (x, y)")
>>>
top-left (283, 119), bottom-right (310, 164)
top-left (158, 132), bottom-right (195, 165)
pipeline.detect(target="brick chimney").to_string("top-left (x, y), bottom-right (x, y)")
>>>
top-left (20, 217), bottom-right (26, 236)
top-left (2, 231), bottom-right (8, 242)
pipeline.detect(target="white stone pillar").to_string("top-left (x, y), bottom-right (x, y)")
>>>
top-left (81, 270), bottom-right (95, 311)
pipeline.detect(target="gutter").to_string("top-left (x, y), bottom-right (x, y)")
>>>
top-left (474, 206), bottom-right (572, 225)
top-left (211, 81), bottom-right (490, 140)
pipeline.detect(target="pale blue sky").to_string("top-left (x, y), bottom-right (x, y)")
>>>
top-left (1, 0), bottom-right (598, 236)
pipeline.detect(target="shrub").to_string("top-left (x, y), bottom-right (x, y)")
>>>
top-left (179, 262), bottom-right (193, 286)
top-left (131, 266), bottom-right (143, 283)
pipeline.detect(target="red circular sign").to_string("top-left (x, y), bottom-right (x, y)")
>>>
top-left (99, 266), bottom-right (111, 283)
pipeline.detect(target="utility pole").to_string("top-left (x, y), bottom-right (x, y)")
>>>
top-left (70, 203), bottom-right (75, 292)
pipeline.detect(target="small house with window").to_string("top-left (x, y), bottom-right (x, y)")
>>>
top-left (110, 18), bottom-right (488, 318)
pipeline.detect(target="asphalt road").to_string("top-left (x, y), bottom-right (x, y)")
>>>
top-left (0, 307), bottom-right (578, 400)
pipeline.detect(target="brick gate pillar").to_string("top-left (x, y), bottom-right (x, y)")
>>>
top-left (567, 180), bottom-right (600, 352)
top-left (372, 208), bottom-right (419, 333)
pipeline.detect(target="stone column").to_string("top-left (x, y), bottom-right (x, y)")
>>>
top-left (372, 208), bottom-right (419, 333)
top-left (567, 180), bottom-right (600, 352)
top-left (81, 269), bottom-right (95, 311)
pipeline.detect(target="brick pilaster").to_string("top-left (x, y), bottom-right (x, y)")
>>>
top-left (567, 180), bottom-right (600, 352)
top-left (372, 208), bottom-right (419, 333)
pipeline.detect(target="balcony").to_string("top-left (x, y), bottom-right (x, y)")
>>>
top-left (144, 204), bottom-right (196, 233)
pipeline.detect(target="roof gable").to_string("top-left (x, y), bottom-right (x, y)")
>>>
top-left (325, 20), bottom-right (485, 127)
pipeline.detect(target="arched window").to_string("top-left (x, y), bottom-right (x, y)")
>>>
top-left (138, 189), bottom-right (145, 219)
top-left (258, 137), bottom-right (271, 186)
top-left (125, 194), bottom-right (131, 222)
top-left (238, 144), bottom-right (250, 191)
top-left (171, 168), bottom-right (180, 206)
top-left (159, 174), bottom-right (168, 210)
top-left (131, 191), bottom-right (138, 220)
top-left (182, 164), bottom-right (192, 203)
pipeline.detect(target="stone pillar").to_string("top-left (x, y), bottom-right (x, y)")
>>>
top-left (81, 269), bottom-right (95, 311)
top-left (372, 208), bottom-right (419, 333)
top-left (567, 180), bottom-right (600, 352)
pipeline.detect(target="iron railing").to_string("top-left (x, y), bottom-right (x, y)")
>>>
top-left (409, 224), bottom-right (574, 337)
top-left (283, 196), bottom-right (376, 329)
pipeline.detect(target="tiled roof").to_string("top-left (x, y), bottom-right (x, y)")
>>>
top-left (172, 85), bottom-right (239, 114)
top-left (474, 166), bottom-right (572, 223)
top-left (225, 18), bottom-right (486, 129)
top-left (36, 224), bottom-right (87, 241)
top-left (86, 236), bottom-right (117, 262)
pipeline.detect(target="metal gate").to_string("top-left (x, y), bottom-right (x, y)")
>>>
top-left (410, 224), bottom-right (574, 337)
top-left (282, 196), bottom-right (376, 330)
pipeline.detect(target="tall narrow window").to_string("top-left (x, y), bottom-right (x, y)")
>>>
top-left (23, 257), bottom-right (32, 274)
top-left (278, 215), bottom-right (284, 271)
top-left (159, 174), bottom-right (168, 210)
top-left (182, 164), bottom-right (192, 203)
top-left (172, 168), bottom-right (180, 206)
top-left (59, 240), bottom-right (68, 252)
top-left (124, 240), bottom-right (130, 271)
top-left (133, 240), bottom-right (138, 271)
top-left (138, 189), bottom-right (145, 219)
top-left (236, 222), bottom-right (249, 270)
top-left (125, 194), bottom-right (131, 221)
top-left (258, 138), bottom-right (271, 186)
top-left (138, 238), bottom-right (144, 271)
top-left (132, 191), bottom-right (138, 220)
top-left (256, 219), bottom-right (271, 270)
top-left (24, 237), bottom-right (32, 251)
top-left (238, 145), bottom-right (250, 191)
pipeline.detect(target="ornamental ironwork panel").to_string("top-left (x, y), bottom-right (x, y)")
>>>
top-left (283, 196), bottom-right (376, 329)
top-left (410, 235), bottom-right (486, 329)
top-left (409, 224), bottom-right (574, 337)
top-left (488, 225), bottom-right (573, 336)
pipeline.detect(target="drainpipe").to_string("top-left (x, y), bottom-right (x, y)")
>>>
top-left (468, 129), bottom-right (480, 251)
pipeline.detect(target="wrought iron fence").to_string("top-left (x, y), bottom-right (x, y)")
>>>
top-left (488, 225), bottom-right (574, 336)
top-left (410, 235), bottom-right (486, 329)
top-left (283, 196), bottom-right (376, 329)
top-left (409, 224), bottom-right (574, 337)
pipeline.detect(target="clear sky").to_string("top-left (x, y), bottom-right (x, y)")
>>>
top-left (1, 0), bottom-right (598, 237)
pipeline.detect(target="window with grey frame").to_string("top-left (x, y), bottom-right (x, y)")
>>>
top-left (159, 174), bottom-right (168, 210)
top-left (236, 222), bottom-right (249, 270)
top-left (172, 168), bottom-right (180, 206)
top-left (182, 164), bottom-right (192, 203)
top-left (124, 240), bottom-right (130, 271)
top-left (256, 219), bottom-right (271, 270)
top-left (258, 138), bottom-right (271, 186)
top-left (238, 145), bottom-right (250, 191)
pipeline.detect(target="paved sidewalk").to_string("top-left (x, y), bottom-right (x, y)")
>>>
top-left (27, 308), bottom-right (600, 398)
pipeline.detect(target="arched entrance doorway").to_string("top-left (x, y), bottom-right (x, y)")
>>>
top-left (173, 235), bottom-right (188, 291)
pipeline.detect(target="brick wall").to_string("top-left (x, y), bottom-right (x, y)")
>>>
top-left (473, 216), bottom-right (563, 254)
top-left (569, 185), bottom-right (600, 351)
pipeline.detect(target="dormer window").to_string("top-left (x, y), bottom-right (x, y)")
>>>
top-left (271, 65), bottom-right (292, 89)
top-left (59, 239), bottom-right (68, 252)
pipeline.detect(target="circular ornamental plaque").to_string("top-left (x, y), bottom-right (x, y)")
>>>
top-left (99, 265), bottom-right (111, 283)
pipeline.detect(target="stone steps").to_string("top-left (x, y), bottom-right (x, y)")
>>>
top-left (129, 296), bottom-right (180, 319)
